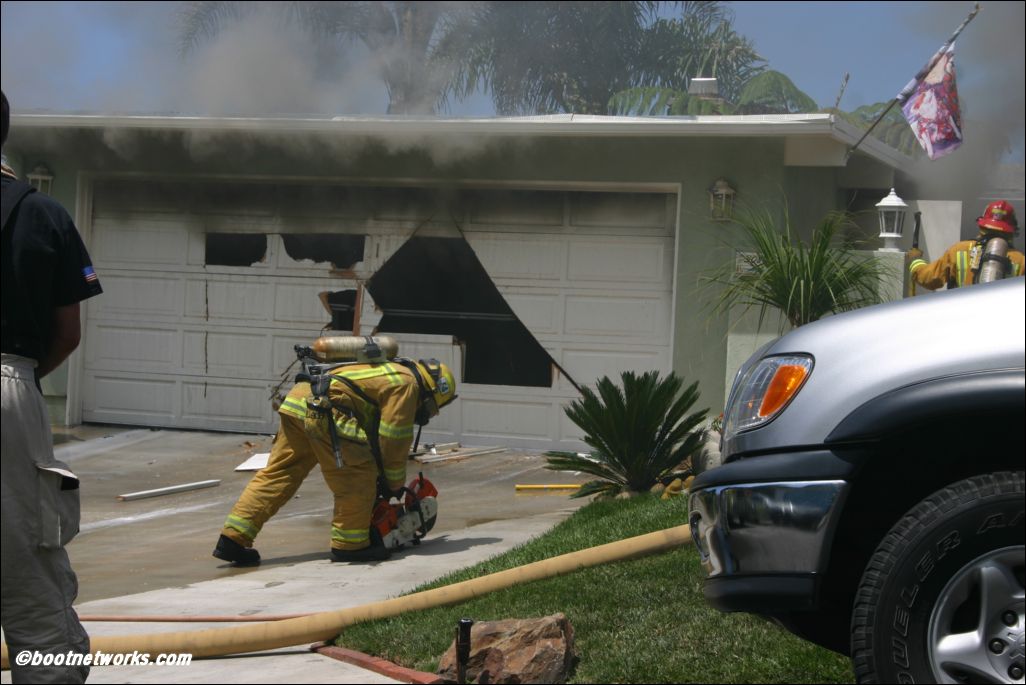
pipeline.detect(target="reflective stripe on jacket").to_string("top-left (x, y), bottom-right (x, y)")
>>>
top-left (909, 239), bottom-right (1025, 289)
top-left (277, 363), bottom-right (419, 488)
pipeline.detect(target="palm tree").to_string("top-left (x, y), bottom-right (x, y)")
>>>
top-left (705, 207), bottom-right (891, 332)
top-left (609, 4), bottom-right (817, 116)
top-left (180, 1), bottom-right (467, 114)
top-left (546, 371), bottom-right (708, 499)
top-left (442, 1), bottom-right (660, 115)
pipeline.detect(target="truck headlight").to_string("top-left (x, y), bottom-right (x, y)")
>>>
top-left (724, 355), bottom-right (813, 435)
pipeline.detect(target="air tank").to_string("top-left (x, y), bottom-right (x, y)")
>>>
top-left (311, 336), bottom-right (399, 363)
top-left (979, 236), bottom-right (1011, 283)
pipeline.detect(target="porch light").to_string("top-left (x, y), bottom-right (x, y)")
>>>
top-left (26, 164), bottom-right (54, 195)
top-left (708, 178), bottom-right (736, 221)
top-left (875, 188), bottom-right (908, 251)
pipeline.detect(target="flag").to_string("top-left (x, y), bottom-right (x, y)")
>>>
top-left (895, 5), bottom-right (979, 160)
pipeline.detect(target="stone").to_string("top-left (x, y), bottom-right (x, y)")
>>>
top-left (436, 614), bottom-right (576, 684)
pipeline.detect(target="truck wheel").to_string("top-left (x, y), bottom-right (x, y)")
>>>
top-left (851, 471), bottom-right (1024, 684)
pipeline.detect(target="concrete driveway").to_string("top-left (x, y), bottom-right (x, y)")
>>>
top-left (3, 425), bottom-right (588, 683)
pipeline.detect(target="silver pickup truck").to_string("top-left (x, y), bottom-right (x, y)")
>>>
top-left (689, 277), bottom-right (1024, 684)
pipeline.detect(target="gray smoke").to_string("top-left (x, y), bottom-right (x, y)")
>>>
top-left (898, 1), bottom-right (1025, 239)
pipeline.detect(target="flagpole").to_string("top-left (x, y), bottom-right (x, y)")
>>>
top-left (844, 3), bottom-right (981, 161)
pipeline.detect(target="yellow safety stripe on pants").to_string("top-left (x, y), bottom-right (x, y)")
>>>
top-left (378, 418), bottom-right (414, 440)
top-left (956, 250), bottom-right (968, 286)
top-left (383, 465), bottom-right (407, 483)
top-left (279, 396), bottom-right (307, 420)
top-left (332, 527), bottom-right (369, 545)
top-left (225, 514), bottom-right (261, 541)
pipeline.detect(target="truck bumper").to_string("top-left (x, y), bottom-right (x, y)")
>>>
top-left (689, 477), bottom-right (849, 613)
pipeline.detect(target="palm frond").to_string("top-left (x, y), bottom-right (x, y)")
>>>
top-left (703, 205), bottom-right (891, 331)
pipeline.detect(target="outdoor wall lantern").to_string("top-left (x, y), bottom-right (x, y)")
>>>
top-left (27, 164), bottom-right (54, 195)
top-left (708, 177), bottom-right (736, 221)
top-left (875, 188), bottom-right (908, 252)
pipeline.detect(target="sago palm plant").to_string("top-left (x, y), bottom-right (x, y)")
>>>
top-left (546, 371), bottom-right (708, 499)
top-left (707, 207), bottom-right (889, 332)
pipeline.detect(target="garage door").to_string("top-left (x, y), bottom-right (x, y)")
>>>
top-left (81, 180), bottom-right (676, 450)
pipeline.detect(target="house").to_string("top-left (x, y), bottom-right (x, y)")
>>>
top-left (5, 112), bottom-right (908, 450)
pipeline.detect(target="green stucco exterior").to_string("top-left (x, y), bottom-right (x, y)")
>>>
top-left (6, 122), bottom-right (901, 424)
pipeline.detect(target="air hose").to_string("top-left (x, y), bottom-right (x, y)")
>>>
top-left (2, 524), bottom-right (691, 667)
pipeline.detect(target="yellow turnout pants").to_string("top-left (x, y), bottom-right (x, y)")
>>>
top-left (221, 412), bottom-right (378, 551)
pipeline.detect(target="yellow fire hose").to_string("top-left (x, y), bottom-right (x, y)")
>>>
top-left (1, 524), bottom-right (691, 668)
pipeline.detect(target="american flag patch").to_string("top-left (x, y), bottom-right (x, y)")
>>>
top-left (83, 266), bottom-right (99, 283)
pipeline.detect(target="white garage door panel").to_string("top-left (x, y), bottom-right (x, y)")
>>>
top-left (567, 239), bottom-right (669, 284)
top-left (569, 193), bottom-right (670, 230)
top-left (461, 398), bottom-right (554, 441)
top-left (464, 237), bottom-right (565, 281)
top-left (93, 274), bottom-right (183, 319)
top-left (181, 381), bottom-right (272, 424)
top-left (201, 281), bottom-right (276, 321)
top-left (84, 375), bottom-right (176, 420)
top-left (89, 324), bottom-right (178, 369)
top-left (92, 219), bottom-right (191, 267)
top-left (469, 191), bottom-right (564, 227)
top-left (564, 295), bottom-right (670, 339)
top-left (561, 347), bottom-right (668, 389)
top-left (502, 293), bottom-right (561, 335)
top-left (273, 283), bottom-right (336, 324)
top-left (183, 330), bottom-right (271, 377)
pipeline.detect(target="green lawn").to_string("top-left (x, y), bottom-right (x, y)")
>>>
top-left (336, 495), bottom-right (854, 683)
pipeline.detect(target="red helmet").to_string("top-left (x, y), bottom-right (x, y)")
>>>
top-left (977, 200), bottom-right (1018, 234)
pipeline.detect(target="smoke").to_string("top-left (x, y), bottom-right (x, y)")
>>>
top-left (898, 1), bottom-right (1025, 239)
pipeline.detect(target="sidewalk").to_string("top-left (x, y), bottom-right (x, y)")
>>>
top-left (2, 511), bottom-right (575, 684)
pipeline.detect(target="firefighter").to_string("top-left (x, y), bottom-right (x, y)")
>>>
top-left (213, 358), bottom-right (456, 564)
top-left (908, 200), bottom-right (1024, 289)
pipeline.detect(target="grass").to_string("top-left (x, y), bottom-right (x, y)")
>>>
top-left (335, 496), bottom-right (854, 683)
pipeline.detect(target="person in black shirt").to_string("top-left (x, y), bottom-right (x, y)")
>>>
top-left (2, 89), bottom-right (102, 684)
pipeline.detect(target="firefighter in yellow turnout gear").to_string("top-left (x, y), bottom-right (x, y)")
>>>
top-left (214, 359), bottom-right (456, 564)
top-left (908, 200), bottom-right (1024, 289)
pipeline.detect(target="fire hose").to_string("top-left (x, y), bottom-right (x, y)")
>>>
top-left (1, 524), bottom-right (691, 667)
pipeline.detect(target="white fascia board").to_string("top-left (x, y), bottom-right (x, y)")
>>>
top-left (11, 112), bottom-right (910, 169)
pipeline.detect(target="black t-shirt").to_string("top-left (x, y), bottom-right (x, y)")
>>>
top-left (2, 176), bottom-right (103, 361)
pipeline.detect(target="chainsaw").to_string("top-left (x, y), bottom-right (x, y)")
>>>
top-left (371, 472), bottom-right (439, 550)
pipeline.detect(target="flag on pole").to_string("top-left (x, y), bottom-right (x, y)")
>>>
top-left (896, 5), bottom-right (980, 160)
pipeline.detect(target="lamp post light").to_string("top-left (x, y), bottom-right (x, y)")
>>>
top-left (875, 188), bottom-right (908, 252)
top-left (708, 178), bottom-right (736, 222)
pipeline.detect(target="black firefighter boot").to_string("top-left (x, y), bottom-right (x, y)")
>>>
top-left (331, 528), bottom-right (391, 563)
top-left (213, 534), bottom-right (261, 566)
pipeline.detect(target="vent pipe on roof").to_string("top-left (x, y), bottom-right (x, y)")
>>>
top-left (688, 77), bottom-right (719, 98)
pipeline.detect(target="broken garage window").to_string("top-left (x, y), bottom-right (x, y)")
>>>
top-left (368, 236), bottom-right (561, 388)
top-left (319, 290), bottom-right (358, 332)
top-left (205, 233), bottom-right (267, 267)
top-left (282, 234), bottom-right (365, 270)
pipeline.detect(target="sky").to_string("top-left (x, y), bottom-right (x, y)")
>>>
top-left (1, 1), bottom-right (1023, 160)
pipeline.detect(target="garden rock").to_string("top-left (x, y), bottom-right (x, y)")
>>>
top-left (437, 613), bottom-right (576, 684)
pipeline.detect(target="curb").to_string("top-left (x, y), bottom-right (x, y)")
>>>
top-left (313, 644), bottom-right (443, 684)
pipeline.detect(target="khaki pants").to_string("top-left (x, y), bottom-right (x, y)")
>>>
top-left (1, 355), bottom-right (90, 684)
top-left (222, 412), bottom-right (378, 551)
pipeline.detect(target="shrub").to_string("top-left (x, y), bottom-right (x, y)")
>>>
top-left (547, 371), bottom-right (708, 498)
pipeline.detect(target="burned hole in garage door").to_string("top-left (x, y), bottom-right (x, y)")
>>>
top-left (282, 234), bottom-right (365, 270)
top-left (319, 290), bottom-right (357, 331)
top-left (368, 236), bottom-right (566, 388)
top-left (205, 233), bottom-right (267, 266)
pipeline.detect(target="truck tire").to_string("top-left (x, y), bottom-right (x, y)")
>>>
top-left (851, 471), bottom-right (1025, 684)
